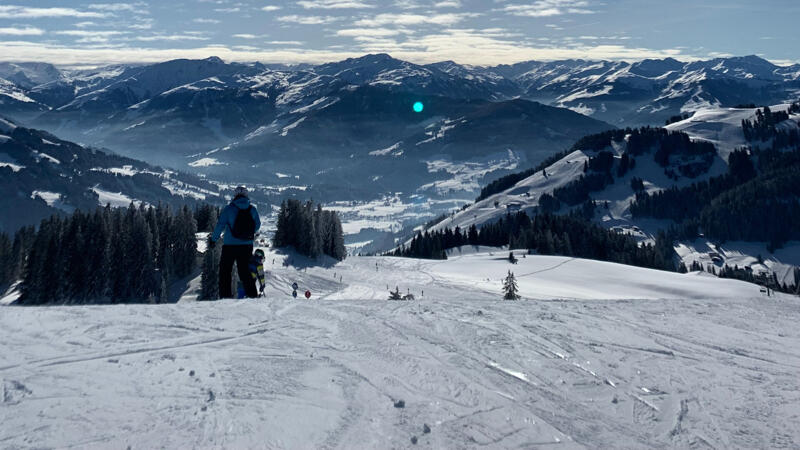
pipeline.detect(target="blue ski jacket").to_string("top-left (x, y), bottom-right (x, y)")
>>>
top-left (210, 196), bottom-right (261, 246)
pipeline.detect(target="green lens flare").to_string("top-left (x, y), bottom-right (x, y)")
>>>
top-left (413, 101), bottom-right (424, 113)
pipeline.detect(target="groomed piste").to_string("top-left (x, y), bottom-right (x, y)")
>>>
top-left (1, 248), bottom-right (799, 448)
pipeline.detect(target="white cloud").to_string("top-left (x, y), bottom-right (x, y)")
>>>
top-left (233, 45), bottom-right (260, 51)
top-left (503, 0), bottom-right (595, 17)
top-left (267, 40), bottom-right (304, 45)
top-left (0, 26), bottom-right (44, 36)
top-left (335, 28), bottom-right (407, 37)
top-left (354, 13), bottom-right (478, 27)
top-left (297, 0), bottom-right (373, 8)
top-left (233, 34), bottom-right (259, 39)
top-left (135, 33), bottom-right (210, 41)
top-left (214, 7), bottom-right (241, 13)
top-left (0, 5), bottom-right (108, 19)
top-left (277, 15), bottom-right (340, 24)
top-left (55, 30), bottom-right (127, 37)
top-left (88, 3), bottom-right (148, 14)
top-left (193, 18), bottom-right (221, 24)
top-left (434, 0), bottom-right (462, 8)
top-left (393, 0), bottom-right (423, 9)
top-left (261, 6), bottom-right (282, 12)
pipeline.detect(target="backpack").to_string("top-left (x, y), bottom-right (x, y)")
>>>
top-left (230, 206), bottom-right (256, 240)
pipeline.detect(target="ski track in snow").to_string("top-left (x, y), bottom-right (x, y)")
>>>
top-left (1, 249), bottom-right (800, 449)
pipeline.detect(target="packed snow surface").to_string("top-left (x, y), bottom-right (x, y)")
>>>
top-left (1, 249), bottom-right (798, 449)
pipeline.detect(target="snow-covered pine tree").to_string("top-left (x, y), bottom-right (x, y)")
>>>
top-left (503, 271), bottom-right (520, 300)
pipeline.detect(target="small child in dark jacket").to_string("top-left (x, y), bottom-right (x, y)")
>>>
top-left (250, 249), bottom-right (266, 295)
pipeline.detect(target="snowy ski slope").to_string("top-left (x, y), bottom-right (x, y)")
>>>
top-left (428, 104), bottom-right (800, 283)
top-left (2, 248), bottom-right (799, 448)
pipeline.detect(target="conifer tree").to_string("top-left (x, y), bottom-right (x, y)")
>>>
top-left (200, 231), bottom-right (221, 301)
top-left (503, 271), bottom-right (520, 300)
top-left (0, 232), bottom-right (12, 288)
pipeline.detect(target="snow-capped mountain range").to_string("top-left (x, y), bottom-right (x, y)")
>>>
top-left (0, 54), bottom-right (797, 190)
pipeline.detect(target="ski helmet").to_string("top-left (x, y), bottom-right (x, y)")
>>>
top-left (233, 185), bottom-right (248, 198)
top-left (254, 249), bottom-right (265, 260)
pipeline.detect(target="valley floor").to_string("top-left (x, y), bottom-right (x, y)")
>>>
top-left (1, 250), bottom-right (799, 449)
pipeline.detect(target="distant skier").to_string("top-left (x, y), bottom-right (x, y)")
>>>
top-left (208, 186), bottom-right (261, 299)
top-left (249, 249), bottom-right (266, 296)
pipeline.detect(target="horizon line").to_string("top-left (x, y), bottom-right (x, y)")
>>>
top-left (1, 51), bottom-right (797, 70)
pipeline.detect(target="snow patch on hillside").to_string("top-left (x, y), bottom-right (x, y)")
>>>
top-left (368, 142), bottom-right (402, 156)
top-left (32, 151), bottom-right (60, 164)
top-left (0, 152), bottom-right (24, 172)
top-left (280, 117), bottom-right (305, 136)
top-left (93, 187), bottom-right (142, 207)
top-left (30, 190), bottom-right (61, 206)
top-left (188, 157), bottom-right (226, 168)
top-left (419, 150), bottom-right (521, 195)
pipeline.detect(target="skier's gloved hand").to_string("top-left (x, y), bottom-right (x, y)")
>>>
top-left (207, 236), bottom-right (216, 249)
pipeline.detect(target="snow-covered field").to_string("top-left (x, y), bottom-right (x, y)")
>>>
top-left (2, 249), bottom-right (799, 448)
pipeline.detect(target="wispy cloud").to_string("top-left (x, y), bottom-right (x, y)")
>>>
top-left (54, 29), bottom-right (128, 44)
top-left (267, 40), bottom-right (304, 45)
top-left (135, 33), bottom-right (210, 41)
top-left (354, 13), bottom-right (478, 27)
top-left (434, 0), bottom-right (462, 8)
top-left (261, 6), bottom-right (282, 12)
top-left (503, 0), bottom-right (595, 17)
top-left (193, 18), bottom-right (220, 24)
top-left (88, 3), bottom-right (149, 14)
top-left (393, 0), bottom-right (423, 9)
top-left (233, 34), bottom-right (259, 39)
top-left (277, 15), bottom-right (340, 24)
top-left (0, 5), bottom-right (108, 19)
top-left (0, 26), bottom-right (45, 36)
top-left (55, 30), bottom-right (127, 37)
top-left (297, 0), bottom-right (374, 8)
top-left (335, 28), bottom-right (408, 37)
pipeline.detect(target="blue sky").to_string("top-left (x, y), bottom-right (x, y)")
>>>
top-left (0, 0), bottom-right (797, 67)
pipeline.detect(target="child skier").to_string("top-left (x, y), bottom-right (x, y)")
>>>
top-left (249, 249), bottom-right (266, 296)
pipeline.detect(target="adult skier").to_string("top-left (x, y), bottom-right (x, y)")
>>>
top-left (208, 186), bottom-right (261, 298)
